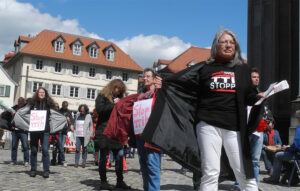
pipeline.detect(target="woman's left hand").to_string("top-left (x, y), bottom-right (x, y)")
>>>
top-left (155, 76), bottom-right (162, 89)
top-left (257, 92), bottom-right (265, 98)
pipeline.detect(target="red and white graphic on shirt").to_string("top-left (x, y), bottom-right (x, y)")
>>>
top-left (210, 71), bottom-right (236, 92)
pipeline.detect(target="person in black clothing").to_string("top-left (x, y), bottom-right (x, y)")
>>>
top-left (142, 29), bottom-right (264, 191)
top-left (9, 97), bottom-right (29, 166)
top-left (51, 101), bottom-right (72, 166)
top-left (28, 87), bottom-right (55, 178)
top-left (95, 79), bottom-right (130, 190)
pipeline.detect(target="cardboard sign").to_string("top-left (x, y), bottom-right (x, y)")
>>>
top-left (65, 131), bottom-right (76, 151)
top-left (133, 98), bottom-right (153, 135)
top-left (29, 110), bottom-right (47, 131)
top-left (75, 120), bottom-right (85, 137)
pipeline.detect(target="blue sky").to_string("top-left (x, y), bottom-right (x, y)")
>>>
top-left (1, 0), bottom-right (248, 68)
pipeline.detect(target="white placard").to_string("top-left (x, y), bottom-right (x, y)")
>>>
top-left (75, 120), bottom-right (85, 137)
top-left (133, 98), bottom-right (153, 135)
top-left (29, 110), bottom-right (47, 131)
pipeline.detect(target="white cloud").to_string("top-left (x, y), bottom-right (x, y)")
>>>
top-left (111, 34), bottom-right (191, 68)
top-left (0, 0), bottom-right (102, 60)
top-left (0, 0), bottom-right (191, 69)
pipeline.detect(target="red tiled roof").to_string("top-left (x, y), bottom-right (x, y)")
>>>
top-left (158, 59), bottom-right (171, 65)
top-left (19, 36), bottom-right (34, 42)
top-left (167, 46), bottom-right (211, 73)
top-left (5, 52), bottom-right (15, 59)
top-left (18, 30), bottom-right (143, 72)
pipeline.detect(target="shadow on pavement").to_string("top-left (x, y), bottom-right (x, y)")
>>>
top-left (160, 184), bottom-right (194, 190)
top-left (80, 179), bottom-right (143, 191)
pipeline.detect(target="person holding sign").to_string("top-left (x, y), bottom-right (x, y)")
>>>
top-left (28, 87), bottom-right (55, 178)
top-left (142, 29), bottom-right (265, 191)
top-left (95, 79), bottom-right (131, 190)
top-left (134, 68), bottom-right (162, 191)
top-left (71, 104), bottom-right (93, 168)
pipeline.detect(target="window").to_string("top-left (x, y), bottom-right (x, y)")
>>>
top-left (89, 47), bottom-right (98, 58)
top-left (106, 50), bottom-right (115, 61)
top-left (36, 60), bottom-right (43, 70)
top-left (52, 84), bottom-right (61, 96)
top-left (87, 88), bottom-right (96, 99)
top-left (89, 68), bottom-right (96, 77)
top-left (0, 85), bottom-right (5, 96)
top-left (106, 70), bottom-right (112, 80)
top-left (122, 72), bottom-right (128, 82)
top-left (33, 82), bottom-right (43, 92)
top-left (73, 44), bottom-right (82, 55)
top-left (72, 65), bottom-right (79, 75)
top-left (54, 41), bottom-right (64, 52)
top-left (70, 87), bottom-right (79, 98)
top-left (55, 62), bottom-right (62, 73)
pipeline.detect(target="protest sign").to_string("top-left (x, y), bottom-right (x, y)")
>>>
top-left (29, 110), bottom-right (47, 131)
top-left (75, 120), bottom-right (85, 137)
top-left (133, 98), bottom-right (153, 135)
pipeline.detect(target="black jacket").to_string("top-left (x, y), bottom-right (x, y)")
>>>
top-left (141, 61), bottom-right (263, 179)
top-left (94, 94), bottom-right (123, 150)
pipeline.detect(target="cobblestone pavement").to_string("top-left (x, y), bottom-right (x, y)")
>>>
top-left (0, 149), bottom-right (299, 191)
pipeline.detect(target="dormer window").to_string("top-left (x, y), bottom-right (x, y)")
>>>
top-left (71, 39), bottom-right (83, 56)
top-left (90, 47), bottom-right (98, 58)
top-left (104, 45), bottom-right (116, 61)
top-left (52, 35), bottom-right (65, 53)
top-left (73, 44), bottom-right (82, 55)
top-left (55, 41), bottom-right (64, 52)
top-left (87, 42), bottom-right (99, 58)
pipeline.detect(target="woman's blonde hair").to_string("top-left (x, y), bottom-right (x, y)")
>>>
top-left (100, 79), bottom-right (126, 102)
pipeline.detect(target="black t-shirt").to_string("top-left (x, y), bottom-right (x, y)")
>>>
top-left (197, 63), bottom-right (239, 131)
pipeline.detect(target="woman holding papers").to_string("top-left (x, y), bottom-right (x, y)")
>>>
top-left (94, 79), bottom-right (130, 190)
top-left (142, 29), bottom-right (264, 191)
top-left (72, 104), bottom-right (93, 168)
top-left (28, 87), bottom-right (55, 178)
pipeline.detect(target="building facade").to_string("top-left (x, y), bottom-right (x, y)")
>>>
top-left (248, 0), bottom-right (299, 143)
top-left (0, 66), bottom-right (17, 110)
top-left (3, 30), bottom-right (143, 111)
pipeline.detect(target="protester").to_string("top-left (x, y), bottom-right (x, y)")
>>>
top-left (135, 68), bottom-right (162, 191)
top-left (8, 97), bottom-right (29, 166)
top-left (72, 104), bottom-right (93, 168)
top-left (92, 108), bottom-right (99, 166)
top-left (59, 101), bottom-right (73, 164)
top-left (142, 29), bottom-right (264, 191)
top-left (263, 110), bottom-right (300, 184)
top-left (95, 79), bottom-right (130, 190)
top-left (51, 102), bottom-right (63, 166)
top-left (28, 87), bottom-right (55, 178)
top-left (247, 68), bottom-right (269, 182)
top-left (261, 120), bottom-right (282, 175)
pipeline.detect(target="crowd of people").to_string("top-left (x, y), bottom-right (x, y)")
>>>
top-left (0, 29), bottom-right (299, 191)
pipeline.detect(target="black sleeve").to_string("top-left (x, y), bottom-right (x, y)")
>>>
top-left (95, 94), bottom-right (114, 115)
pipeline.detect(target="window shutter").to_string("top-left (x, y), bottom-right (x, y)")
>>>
top-left (31, 62), bottom-right (35, 70)
top-left (43, 65), bottom-right (48, 72)
top-left (64, 86), bottom-right (70, 97)
top-left (49, 83), bottom-right (53, 95)
top-left (44, 83), bottom-right (50, 92)
top-left (51, 64), bottom-right (55, 73)
top-left (60, 85), bottom-right (64, 96)
top-left (26, 81), bottom-right (32, 93)
top-left (80, 88), bottom-right (87, 99)
top-left (5, 86), bottom-right (10, 97)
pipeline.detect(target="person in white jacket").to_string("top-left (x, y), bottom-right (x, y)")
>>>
top-left (72, 104), bottom-right (93, 168)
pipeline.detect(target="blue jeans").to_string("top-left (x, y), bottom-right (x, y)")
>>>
top-left (75, 137), bottom-right (87, 164)
top-left (30, 132), bottom-right (50, 172)
top-left (11, 130), bottom-right (29, 164)
top-left (136, 137), bottom-right (161, 191)
top-left (271, 151), bottom-right (295, 181)
top-left (128, 147), bottom-right (135, 158)
top-left (99, 148), bottom-right (124, 182)
top-left (52, 133), bottom-right (66, 163)
top-left (249, 133), bottom-right (263, 182)
top-left (261, 149), bottom-right (274, 171)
